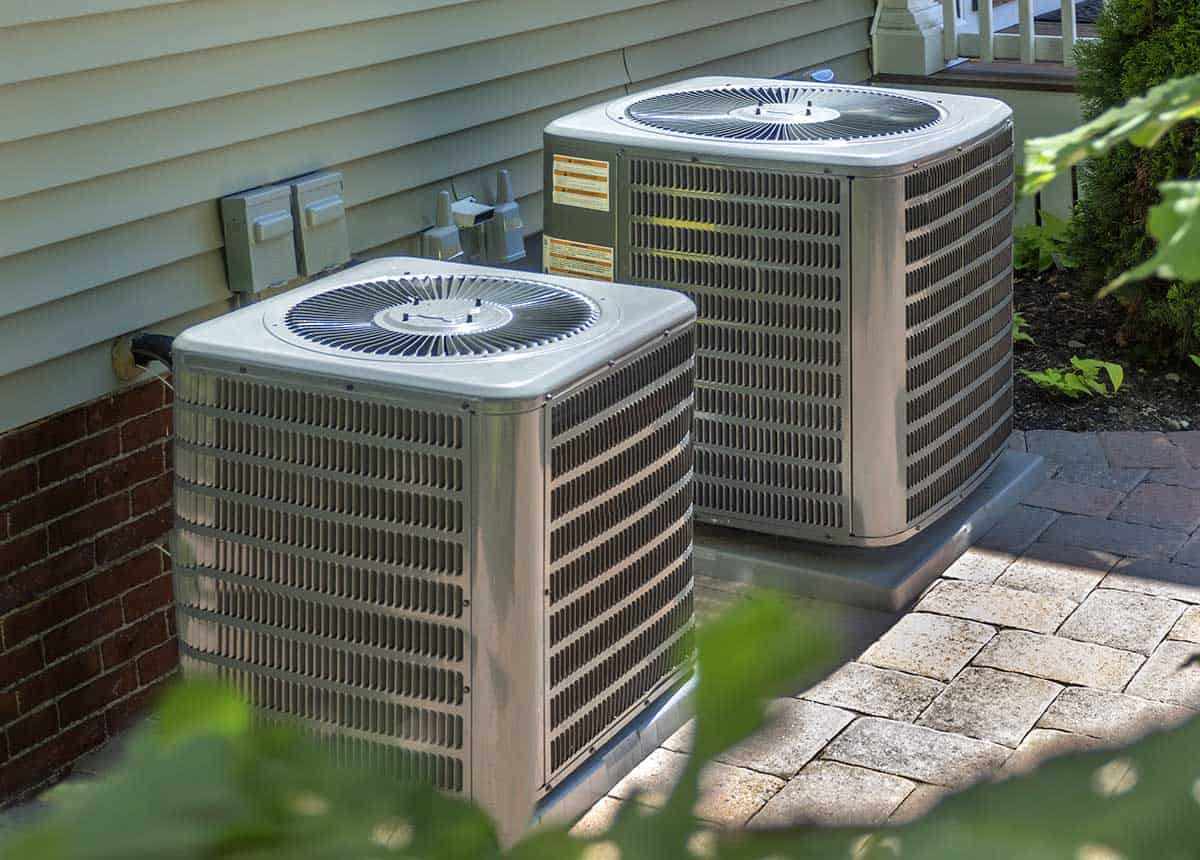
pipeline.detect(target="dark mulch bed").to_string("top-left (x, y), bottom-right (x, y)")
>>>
top-left (1012, 266), bottom-right (1199, 431)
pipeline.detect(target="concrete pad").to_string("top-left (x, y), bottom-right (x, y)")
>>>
top-left (693, 451), bottom-right (1045, 611)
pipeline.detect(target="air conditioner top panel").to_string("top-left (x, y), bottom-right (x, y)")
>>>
top-left (173, 258), bottom-right (694, 410)
top-left (545, 77), bottom-right (1012, 173)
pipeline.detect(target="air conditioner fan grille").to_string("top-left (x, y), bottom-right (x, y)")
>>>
top-left (625, 85), bottom-right (941, 142)
top-left (283, 275), bottom-right (600, 357)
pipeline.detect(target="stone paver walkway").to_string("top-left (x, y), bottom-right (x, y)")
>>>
top-left (575, 431), bottom-right (1200, 834)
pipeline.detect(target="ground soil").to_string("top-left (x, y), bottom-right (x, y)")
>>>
top-left (1012, 266), bottom-right (1200, 431)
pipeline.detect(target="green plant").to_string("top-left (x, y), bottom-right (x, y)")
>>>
top-left (1012, 311), bottom-right (1036, 345)
top-left (1013, 211), bottom-right (1076, 273)
top-left (1022, 0), bottom-right (1200, 361)
top-left (1020, 357), bottom-right (1125, 399)
top-left (5, 593), bottom-right (1200, 859)
top-left (1191, 353), bottom-right (1200, 368)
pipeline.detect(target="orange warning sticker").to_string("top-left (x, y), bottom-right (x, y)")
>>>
top-left (551, 154), bottom-right (610, 212)
top-left (543, 235), bottom-right (614, 282)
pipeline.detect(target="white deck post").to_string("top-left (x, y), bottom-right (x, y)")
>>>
top-left (979, 0), bottom-right (995, 63)
top-left (873, 0), bottom-right (947, 75)
top-left (1018, 0), bottom-right (1036, 64)
top-left (1060, 0), bottom-right (1077, 65)
top-left (941, 0), bottom-right (958, 61)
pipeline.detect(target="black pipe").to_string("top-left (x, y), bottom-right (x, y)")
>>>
top-left (130, 333), bottom-right (175, 369)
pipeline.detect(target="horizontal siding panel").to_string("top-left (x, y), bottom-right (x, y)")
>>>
top-left (0, 0), bottom-right (474, 85)
top-left (0, 203), bottom-right (220, 318)
top-left (0, 0), bottom-right (188, 28)
top-left (624, 0), bottom-right (871, 81)
top-left (0, 52), bottom-right (630, 259)
top-left (0, 0), bottom-right (807, 189)
top-left (632, 20), bottom-right (871, 89)
top-left (0, 0), bottom-right (669, 144)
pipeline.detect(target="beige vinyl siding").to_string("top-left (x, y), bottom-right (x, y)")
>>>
top-left (0, 0), bottom-right (872, 432)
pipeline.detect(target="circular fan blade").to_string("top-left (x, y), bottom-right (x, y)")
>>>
top-left (283, 275), bottom-right (600, 358)
top-left (625, 85), bottom-right (941, 142)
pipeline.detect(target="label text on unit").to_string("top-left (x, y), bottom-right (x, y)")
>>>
top-left (551, 154), bottom-right (610, 212)
top-left (543, 236), bottom-right (614, 282)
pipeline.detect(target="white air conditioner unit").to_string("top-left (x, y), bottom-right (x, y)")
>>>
top-left (543, 77), bottom-right (1015, 547)
top-left (169, 258), bottom-right (697, 841)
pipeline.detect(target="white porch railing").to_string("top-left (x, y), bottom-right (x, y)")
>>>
top-left (941, 0), bottom-right (1085, 66)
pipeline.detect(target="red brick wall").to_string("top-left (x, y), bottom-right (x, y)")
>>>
top-left (0, 377), bottom-right (177, 802)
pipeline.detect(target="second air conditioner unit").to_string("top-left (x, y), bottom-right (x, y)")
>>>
top-left (544, 77), bottom-right (1015, 547)
top-left (169, 258), bottom-right (697, 841)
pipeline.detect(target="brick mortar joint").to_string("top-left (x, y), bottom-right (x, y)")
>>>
top-left (1, 468), bottom-right (173, 544)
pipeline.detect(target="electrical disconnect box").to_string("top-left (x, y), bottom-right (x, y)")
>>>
top-left (220, 184), bottom-right (298, 293)
top-left (290, 171), bottom-right (350, 276)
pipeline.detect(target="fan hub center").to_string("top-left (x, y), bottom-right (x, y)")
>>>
top-left (375, 298), bottom-right (513, 335)
top-left (729, 103), bottom-right (841, 125)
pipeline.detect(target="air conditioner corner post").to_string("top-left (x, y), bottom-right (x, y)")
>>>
top-left (468, 406), bottom-right (547, 847)
top-left (848, 173), bottom-right (910, 539)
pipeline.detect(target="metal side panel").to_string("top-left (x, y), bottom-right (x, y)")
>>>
top-left (541, 322), bottom-right (697, 793)
top-left (542, 134), bottom-right (621, 279)
top-left (468, 405), bottom-right (547, 846)
top-left (848, 173), bottom-right (909, 542)
top-left (615, 152), bottom-right (852, 543)
top-left (171, 352), bottom-right (474, 795)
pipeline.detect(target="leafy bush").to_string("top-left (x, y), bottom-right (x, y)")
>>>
top-left (1014, 212), bottom-right (1075, 273)
top-left (1020, 356), bottom-right (1125, 398)
top-left (3, 595), bottom-right (1199, 859)
top-left (1066, 0), bottom-right (1200, 360)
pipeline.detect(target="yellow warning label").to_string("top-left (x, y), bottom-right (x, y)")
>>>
top-left (543, 235), bottom-right (614, 282)
top-left (551, 154), bottom-right (610, 212)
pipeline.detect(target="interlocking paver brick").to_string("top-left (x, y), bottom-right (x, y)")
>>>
top-left (858, 613), bottom-right (995, 682)
top-left (1103, 559), bottom-right (1200, 603)
top-left (917, 667), bottom-right (1061, 747)
top-left (570, 796), bottom-right (627, 837)
top-left (1023, 479), bottom-right (1125, 518)
top-left (610, 750), bottom-right (784, 825)
top-left (889, 784), bottom-right (950, 823)
top-left (1111, 482), bottom-right (1200, 533)
top-left (1167, 432), bottom-right (1200, 467)
top-left (1100, 431), bottom-right (1189, 468)
top-left (1040, 514), bottom-right (1189, 561)
top-left (994, 542), bottom-right (1118, 603)
top-left (750, 762), bottom-right (914, 829)
top-left (1058, 589), bottom-right (1185, 654)
top-left (1170, 606), bottom-right (1200, 643)
top-left (975, 505), bottom-right (1058, 554)
top-left (803, 662), bottom-right (945, 721)
top-left (1126, 640), bottom-right (1200, 709)
top-left (1000, 729), bottom-right (1106, 776)
top-left (1008, 431), bottom-right (1027, 453)
top-left (1053, 464), bottom-right (1149, 493)
top-left (662, 720), bottom-right (694, 753)
top-left (1146, 467), bottom-right (1200, 490)
top-left (1175, 535), bottom-right (1200, 568)
top-left (717, 699), bottom-right (853, 779)
top-left (940, 547), bottom-right (1015, 584)
top-left (692, 763), bottom-right (784, 827)
top-left (915, 580), bottom-right (1077, 634)
top-left (822, 717), bottom-right (1009, 788)
top-left (973, 629), bottom-right (1145, 691)
top-left (1037, 687), bottom-right (1193, 742)
top-left (1025, 430), bottom-right (1106, 466)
